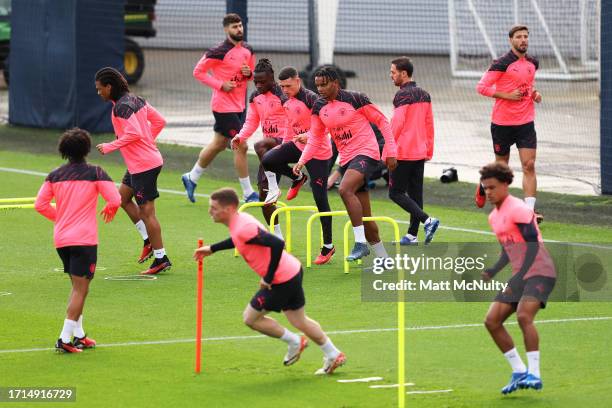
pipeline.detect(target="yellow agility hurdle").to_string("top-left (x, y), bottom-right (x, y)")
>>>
top-left (305, 210), bottom-right (348, 267)
top-left (233, 201), bottom-right (287, 257)
top-left (342, 216), bottom-right (400, 274)
top-left (342, 216), bottom-right (404, 406)
top-left (269, 206), bottom-right (319, 254)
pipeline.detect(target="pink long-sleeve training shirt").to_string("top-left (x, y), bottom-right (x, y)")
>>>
top-left (282, 87), bottom-right (332, 160)
top-left (236, 84), bottom-right (289, 142)
top-left (193, 39), bottom-right (255, 113)
top-left (391, 81), bottom-right (434, 161)
top-left (477, 50), bottom-right (539, 126)
top-left (488, 195), bottom-right (555, 279)
top-left (35, 162), bottom-right (121, 248)
top-left (100, 94), bottom-right (166, 175)
top-left (299, 90), bottom-right (397, 166)
top-left (229, 212), bottom-right (301, 284)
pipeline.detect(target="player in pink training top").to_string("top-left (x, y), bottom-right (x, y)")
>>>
top-left (231, 59), bottom-right (289, 239)
top-left (294, 66), bottom-right (398, 261)
top-left (194, 188), bottom-right (346, 374)
top-left (94, 67), bottom-right (172, 275)
top-left (480, 162), bottom-right (556, 394)
top-left (35, 128), bottom-right (121, 353)
top-left (389, 56), bottom-right (440, 246)
top-left (182, 13), bottom-right (258, 204)
top-left (476, 25), bottom-right (543, 223)
top-left (260, 66), bottom-right (336, 264)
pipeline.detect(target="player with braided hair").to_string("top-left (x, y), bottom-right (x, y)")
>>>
top-left (294, 66), bottom-right (398, 261)
top-left (94, 67), bottom-right (172, 275)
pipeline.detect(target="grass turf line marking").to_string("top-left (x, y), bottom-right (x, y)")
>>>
top-left (2, 166), bottom-right (610, 250)
top-left (337, 377), bottom-right (384, 383)
top-left (370, 383), bottom-right (415, 389)
top-left (1, 316), bottom-right (609, 354)
top-left (0, 292), bottom-right (12, 296)
top-left (104, 275), bottom-right (158, 281)
top-left (406, 389), bottom-right (453, 394)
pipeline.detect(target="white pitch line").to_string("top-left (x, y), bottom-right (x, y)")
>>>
top-left (0, 167), bottom-right (211, 199)
top-left (337, 377), bottom-right (384, 383)
top-left (0, 316), bottom-right (609, 355)
top-left (370, 382), bottom-right (415, 389)
top-left (2, 166), bottom-right (610, 249)
top-left (406, 389), bottom-right (453, 395)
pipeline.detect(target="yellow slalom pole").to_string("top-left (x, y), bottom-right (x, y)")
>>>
top-left (341, 216), bottom-right (404, 406)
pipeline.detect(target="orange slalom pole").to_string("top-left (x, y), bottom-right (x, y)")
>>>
top-left (195, 238), bottom-right (204, 373)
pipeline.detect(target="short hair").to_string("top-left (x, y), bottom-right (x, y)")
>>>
top-left (58, 128), bottom-right (91, 162)
top-left (223, 13), bottom-right (242, 27)
top-left (391, 56), bottom-right (414, 77)
top-left (313, 65), bottom-right (339, 82)
top-left (254, 58), bottom-right (274, 75)
top-left (509, 24), bottom-right (529, 38)
top-left (479, 162), bottom-right (514, 185)
top-left (210, 187), bottom-right (240, 207)
top-left (278, 66), bottom-right (299, 81)
top-left (95, 67), bottom-right (129, 101)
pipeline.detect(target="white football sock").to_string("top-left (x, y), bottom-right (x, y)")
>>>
top-left (320, 338), bottom-right (340, 359)
top-left (135, 220), bottom-right (148, 240)
top-left (526, 350), bottom-right (540, 377)
top-left (60, 319), bottom-right (77, 343)
top-left (353, 225), bottom-right (366, 243)
top-left (73, 315), bottom-right (85, 338)
top-left (153, 248), bottom-right (166, 259)
top-left (265, 171), bottom-right (279, 192)
top-left (504, 347), bottom-right (527, 373)
top-left (239, 177), bottom-right (255, 197)
top-left (189, 162), bottom-right (205, 183)
top-left (280, 328), bottom-right (300, 345)
top-left (274, 224), bottom-right (284, 240)
top-left (371, 241), bottom-right (388, 258)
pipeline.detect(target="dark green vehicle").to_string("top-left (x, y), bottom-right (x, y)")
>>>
top-left (0, 0), bottom-right (156, 84)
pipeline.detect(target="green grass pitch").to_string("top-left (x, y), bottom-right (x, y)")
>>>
top-left (1, 145), bottom-right (612, 407)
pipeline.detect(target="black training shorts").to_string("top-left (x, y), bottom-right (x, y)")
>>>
top-left (491, 121), bottom-right (537, 156)
top-left (213, 110), bottom-right (246, 139)
top-left (122, 166), bottom-right (162, 205)
top-left (57, 245), bottom-right (97, 280)
top-left (494, 275), bottom-right (556, 309)
top-left (338, 155), bottom-right (381, 192)
top-left (250, 269), bottom-right (305, 313)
